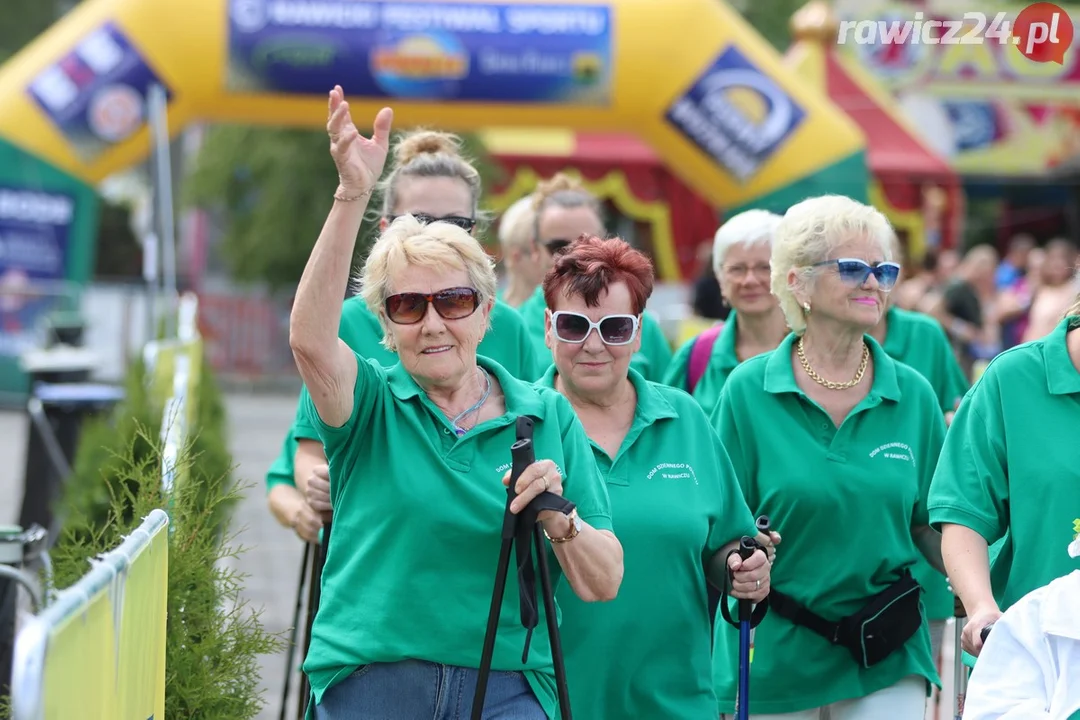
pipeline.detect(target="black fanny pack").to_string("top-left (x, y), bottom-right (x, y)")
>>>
top-left (769, 571), bottom-right (923, 668)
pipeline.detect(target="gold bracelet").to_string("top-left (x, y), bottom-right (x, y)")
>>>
top-left (334, 186), bottom-right (374, 202)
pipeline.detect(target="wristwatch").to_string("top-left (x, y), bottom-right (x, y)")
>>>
top-left (545, 509), bottom-right (582, 544)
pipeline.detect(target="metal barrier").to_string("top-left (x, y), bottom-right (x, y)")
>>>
top-left (10, 508), bottom-right (170, 720)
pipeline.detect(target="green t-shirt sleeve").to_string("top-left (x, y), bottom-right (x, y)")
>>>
top-left (292, 386), bottom-right (322, 442)
top-left (554, 396), bottom-right (612, 533)
top-left (661, 335), bottom-right (694, 391)
top-left (703, 426), bottom-right (758, 563)
top-left (913, 382), bottom-right (948, 527)
top-left (710, 382), bottom-right (758, 510)
top-left (265, 430), bottom-right (298, 492)
top-left (300, 353), bottom-right (384, 503)
top-left (517, 325), bottom-right (543, 382)
top-left (928, 379), bottom-right (1009, 543)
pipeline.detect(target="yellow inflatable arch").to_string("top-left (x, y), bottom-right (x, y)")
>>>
top-left (0, 0), bottom-right (868, 286)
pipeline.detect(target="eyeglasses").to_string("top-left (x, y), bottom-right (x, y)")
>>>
top-left (387, 213), bottom-right (477, 232)
top-left (550, 311), bottom-right (639, 346)
top-left (812, 258), bottom-right (902, 291)
top-left (724, 263), bottom-right (771, 279)
top-left (384, 287), bottom-right (480, 325)
top-left (541, 239), bottom-right (573, 255)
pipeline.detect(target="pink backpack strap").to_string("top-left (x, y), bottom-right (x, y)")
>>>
top-left (687, 322), bottom-right (724, 394)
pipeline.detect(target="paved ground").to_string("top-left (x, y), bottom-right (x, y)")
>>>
top-left (0, 392), bottom-right (962, 720)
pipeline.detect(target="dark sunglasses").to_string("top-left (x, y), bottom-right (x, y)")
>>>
top-left (387, 213), bottom-right (477, 232)
top-left (812, 258), bottom-right (902, 291)
top-left (384, 287), bottom-right (480, 325)
top-left (551, 311), bottom-right (639, 346)
top-left (541, 238), bottom-right (573, 255)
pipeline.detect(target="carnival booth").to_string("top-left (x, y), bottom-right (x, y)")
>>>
top-left (784, 1), bottom-right (964, 264)
top-left (479, 129), bottom-right (720, 283)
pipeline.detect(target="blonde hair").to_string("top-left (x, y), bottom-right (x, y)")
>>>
top-left (360, 215), bottom-right (497, 350)
top-left (770, 195), bottom-right (896, 335)
top-left (498, 194), bottom-right (536, 253)
top-left (532, 173), bottom-right (601, 239)
top-left (1065, 292), bottom-right (1080, 319)
top-left (378, 130), bottom-right (483, 221)
top-left (712, 209), bottom-right (782, 276)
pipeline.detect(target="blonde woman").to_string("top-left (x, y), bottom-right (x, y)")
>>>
top-left (710, 195), bottom-right (945, 719)
top-left (291, 88), bottom-right (623, 719)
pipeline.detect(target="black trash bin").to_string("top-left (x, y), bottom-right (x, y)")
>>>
top-left (17, 348), bottom-right (124, 543)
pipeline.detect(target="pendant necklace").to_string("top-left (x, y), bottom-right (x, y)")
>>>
top-left (451, 368), bottom-right (492, 436)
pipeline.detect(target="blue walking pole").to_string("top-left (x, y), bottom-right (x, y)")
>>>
top-left (721, 516), bottom-right (771, 720)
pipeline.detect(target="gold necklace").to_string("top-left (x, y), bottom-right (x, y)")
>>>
top-left (797, 337), bottom-right (869, 390)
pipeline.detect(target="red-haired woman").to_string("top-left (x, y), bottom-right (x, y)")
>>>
top-left (536, 235), bottom-right (776, 719)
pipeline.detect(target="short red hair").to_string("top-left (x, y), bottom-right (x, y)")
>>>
top-left (543, 235), bottom-right (655, 315)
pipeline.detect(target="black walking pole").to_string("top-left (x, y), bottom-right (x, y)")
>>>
top-left (280, 541), bottom-right (311, 720)
top-left (297, 522), bottom-right (330, 720)
top-left (721, 516), bottom-right (771, 720)
top-left (472, 417), bottom-right (575, 720)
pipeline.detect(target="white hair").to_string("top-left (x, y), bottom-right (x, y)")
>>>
top-left (770, 195), bottom-right (895, 335)
top-left (712, 210), bottom-right (782, 276)
top-left (497, 195), bottom-right (536, 252)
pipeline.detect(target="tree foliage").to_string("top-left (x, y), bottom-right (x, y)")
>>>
top-left (182, 125), bottom-right (503, 290)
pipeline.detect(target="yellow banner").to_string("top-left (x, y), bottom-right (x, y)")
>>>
top-left (15, 509), bottom-right (169, 720)
top-left (0, 0), bottom-right (864, 209)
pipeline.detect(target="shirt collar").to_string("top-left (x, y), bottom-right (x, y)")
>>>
top-left (763, 332), bottom-right (901, 402)
top-left (1043, 316), bottom-right (1080, 396)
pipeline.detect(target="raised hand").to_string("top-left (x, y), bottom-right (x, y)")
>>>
top-left (326, 85), bottom-right (393, 196)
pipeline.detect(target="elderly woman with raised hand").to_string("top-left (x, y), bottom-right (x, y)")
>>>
top-left (929, 291), bottom-right (1080, 658)
top-left (291, 87), bottom-right (623, 720)
top-left (709, 195), bottom-right (946, 719)
top-left (534, 234), bottom-right (772, 720)
top-left (516, 173), bottom-right (673, 380)
top-left (664, 209), bottom-right (789, 416)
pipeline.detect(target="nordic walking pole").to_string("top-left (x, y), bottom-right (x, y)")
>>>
top-left (280, 542), bottom-right (311, 720)
top-left (722, 516), bottom-right (771, 720)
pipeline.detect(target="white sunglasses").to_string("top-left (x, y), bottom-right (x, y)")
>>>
top-left (550, 311), bottom-right (639, 346)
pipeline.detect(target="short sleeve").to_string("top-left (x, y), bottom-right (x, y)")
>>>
top-left (555, 398), bottom-right (612, 532)
top-left (704, 426), bottom-right (757, 564)
top-left (292, 387), bottom-right (321, 442)
top-left (661, 335), bottom-right (694, 391)
top-left (710, 383), bottom-right (757, 510)
top-left (301, 351), bottom-right (383, 462)
top-left (265, 431), bottom-right (297, 492)
top-left (928, 377), bottom-right (1009, 543)
top-left (913, 382), bottom-right (948, 527)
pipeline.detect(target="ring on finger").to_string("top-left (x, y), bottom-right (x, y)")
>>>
top-left (542, 475), bottom-right (550, 491)
top-left (756, 579), bottom-right (762, 589)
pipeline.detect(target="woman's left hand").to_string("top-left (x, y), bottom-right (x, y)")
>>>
top-left (728, 549), bottom-right (771, 603)
top-left (502, 459), bottom-right (565, 523)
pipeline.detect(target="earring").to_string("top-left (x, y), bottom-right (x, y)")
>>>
top-left (802, 302), bottom-right (811, 315)
top-left (721, 296), bottom-right (730, 308)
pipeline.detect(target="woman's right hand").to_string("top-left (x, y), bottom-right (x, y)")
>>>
top-left (963, 604), bottom-right (1003, 656)
top-left (291, 501), bottom-right (324, 544)
top-left (326, 85), bottom-right (393, 195)
top-left (306, 464), bottom-right (333, 522)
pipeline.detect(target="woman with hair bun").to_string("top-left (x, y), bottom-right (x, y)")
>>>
top-left (516, 173), bottom-right (673, 380)
top-left (279, 126), bottom-right (542, 525)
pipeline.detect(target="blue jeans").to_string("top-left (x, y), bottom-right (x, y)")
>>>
top-left (314, 659), bottom-right (547, 720)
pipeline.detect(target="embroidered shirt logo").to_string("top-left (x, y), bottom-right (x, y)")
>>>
top-left (646, 463), bottom-right (698, 485)
top-left (869, 442), bottom-right (915, 466)
top-left (494, 462), bottom-right (566, 480)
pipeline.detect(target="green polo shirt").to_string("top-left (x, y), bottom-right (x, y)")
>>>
top-left (536, 366), bottom-right (756, 719)
top-left (709, 334), bottom-right (944, 714)
top-left (663, 313), bottom-right (741, 417)
top-left (928, 316), bottom-right (1080, 613)
top-left (517, 285), bottom-right (673, 381)
top-left (300, 354), bottom-right (613, 718)
top-left (266, 432), bottom-right (298, 492)
top-left (883, 306), bottom-right (971, 622)
top-left (290, 295), bottom-right (542, 444)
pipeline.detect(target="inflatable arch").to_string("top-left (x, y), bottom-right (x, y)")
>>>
top-left (0, 0), bottom-right (868, 284)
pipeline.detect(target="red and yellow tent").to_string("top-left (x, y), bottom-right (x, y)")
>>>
top-left (479, 128), bottom-right (719, 282)
top-left (784, 1), bottom-right (964, 262)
